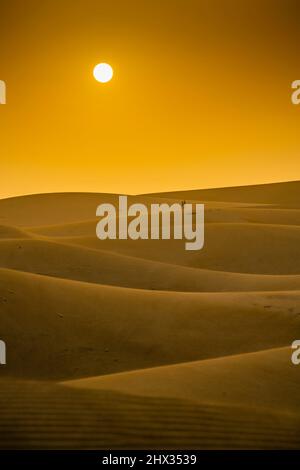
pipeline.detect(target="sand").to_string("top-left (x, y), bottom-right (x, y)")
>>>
top-left (0, 180), bottom-right (299, 449)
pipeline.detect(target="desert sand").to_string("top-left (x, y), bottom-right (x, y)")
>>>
top-left (0, 180), bottom-right (299, 449)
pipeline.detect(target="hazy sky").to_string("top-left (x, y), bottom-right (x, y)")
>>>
top-left (0, 0), bottom-right (300, 198)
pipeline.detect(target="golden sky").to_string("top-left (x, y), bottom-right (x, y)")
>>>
top-left (0, 0), bottom-right (300, 198)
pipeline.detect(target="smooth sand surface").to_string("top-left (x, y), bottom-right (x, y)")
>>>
top-left (0, 181), bottom-right (299, 449)
top-left (48, 223), bottom-right (300, 274)
top-left (147, 180), bottom-right (300, 205)
top-left (65, 347), bottom-right (300, 414)
top-left (1, 238), bottom-right (300, 291)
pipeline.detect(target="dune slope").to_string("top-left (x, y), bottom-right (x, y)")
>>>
top-left (1, 237), bottom-right (300, 291)
top-left (0, 181), bottom-right (300, 449)
top-left (1, 379), bottom-right (299, 450)
top-left (66, 347), bottom-right (300, 414)
top-left (1, 267), bottom-right (300, 380)
top-left (147, 180), bottom-right (300, 205)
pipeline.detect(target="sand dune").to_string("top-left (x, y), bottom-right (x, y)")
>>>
top-left (0, 181), bottom-right (299, 449)
top-left (0, 225), bottom-right (31, 239)
top-left (1, 181), bottom-right (299, 230)
top-left (1, 267), bottom-right (299, 380)
top-left (26, 207), bottom-right (300, 242)
top-left (0, 192), bottom-right (120, 227)
top-left (147, 180), bottom-right (300, 205)
top-left (1, 379), bottom-right (299, 450)
top-left (1, 191), bottom-right (243, 228)
top-left (1, 237), bottom-right (300, 291)
top-left (45, 223), bottom-right (300, 275)
top-left (66, 347), bottom-right (300, 414)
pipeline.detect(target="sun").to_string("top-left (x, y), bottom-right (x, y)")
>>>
top-left (93, 63), bottom-right (113, 83)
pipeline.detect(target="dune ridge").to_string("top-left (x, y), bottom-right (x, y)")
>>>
top-left (65, 346), bottom-right (300, 414)
top-left (1, 237), bottom-right (300, 292)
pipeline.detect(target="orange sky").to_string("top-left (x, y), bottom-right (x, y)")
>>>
top-left (0, 0), bottom-right (300, 198)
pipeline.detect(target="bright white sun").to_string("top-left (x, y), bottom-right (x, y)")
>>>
top-left (93, 63), bottom-right (113, 83)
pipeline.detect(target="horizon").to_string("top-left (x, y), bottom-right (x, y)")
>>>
top-left (0, 178), bottom-right (299, 201)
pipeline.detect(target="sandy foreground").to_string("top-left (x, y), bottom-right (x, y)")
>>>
top-left (0, 181), bottom-right (299, 449)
